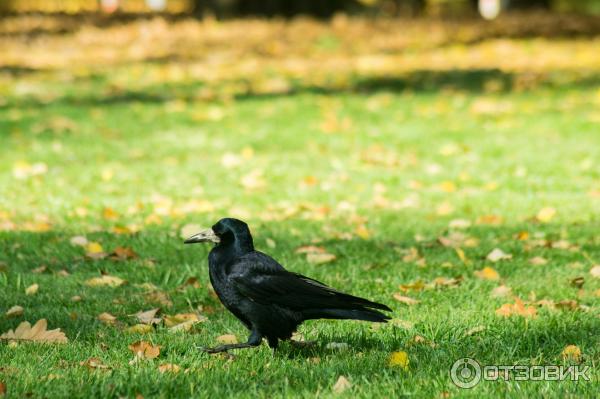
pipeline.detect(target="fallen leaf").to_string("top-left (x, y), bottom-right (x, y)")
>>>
top-left (529, 256), bottom-right (548, 266)
top-left (25, 284), bottom-right (39, 296)
top-left (102, 207), bottom-right (119, 220)
top-left (474, 266), bottom-right (500, 281)
top-left (0, 381), bottom-right (5, 396)
top-left (389, 351), bottom-right (409, 369)
top-left (332, 376), bottom-right (352, 393)
top-left (109, 247), bottom-right (138, 261)
top-left (126, 324), bottom-right (154, 334)
top-left (158, 363), bottom-right (181, 373)
top-left (31, 265), bottom-right (47, 273)
top-left (128, 341), bottom-right (160, 359)
top-left (85, 242), bottom-right (104, 254)
top-left (495, 298), bottom-right (537, 318)
top-left (465, 325), bottom-right (486, 336)
top-left (536, 207), bottom-right (556, 223)
top-left (0, 319), bottom-right (67, 343)
top-left (216, 334), bottom-right (237, 344)
top-left (295, 245), bottom-right (326, 254)
top-left (164, 313), bottom-right (204, 327)
top-left (393, 294), bottom-right (420, 305)
top-left (145, 291), bottom-right (172, 307)
top-left (85, 275), bottom-right (125, 287)
top-left (80, 357), bottom-right (110, 370)
top-left (590, 265), bottom-right (600, 278)
top-left (306, 252), bottom-right (337, 264)
top-left (70, 236), bottom-right (88, 246)
top-left (132, 309), bottom-right (161, 325)
top-left (570, 277), bottom-right (584, 288)
top-left (97, 312), bottom-right (117, 325)
top-left (6, 306), bottom-right (24, 318)
top-left (398, 280), bottom-right (425, 292)
top-left (561, 345), bottom-right (582, 362)
top-left (486, 248), bottom-right (512, 262)
top-left (491, 285), bottom-right (512, 298)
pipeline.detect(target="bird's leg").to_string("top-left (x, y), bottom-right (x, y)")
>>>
top-left (200, 330), bottom-right (262, 354)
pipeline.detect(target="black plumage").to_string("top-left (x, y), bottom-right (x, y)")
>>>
top-left (184, 218), bottom-right (391, 353)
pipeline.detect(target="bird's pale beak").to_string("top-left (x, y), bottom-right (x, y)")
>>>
top-left (184, 228), bottom-right (220, 244)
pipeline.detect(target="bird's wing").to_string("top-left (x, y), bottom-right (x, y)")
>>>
top-left (229, 252), bottom-right (390, 312)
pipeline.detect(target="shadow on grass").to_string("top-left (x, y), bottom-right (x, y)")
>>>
top-left (3, 68), bottom-right (600, 115)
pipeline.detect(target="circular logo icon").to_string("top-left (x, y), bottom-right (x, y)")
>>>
top-left (450, 358), bottom-right (482, 389)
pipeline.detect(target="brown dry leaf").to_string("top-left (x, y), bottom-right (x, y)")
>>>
top-left (431, 276), bottom-right (463, 288)
top-left (216, 334), bottom-right (238, 344)
top-left (128, 341), bottom-right (160, 359)
top-left (31, 265), bottom-right (47, 274)
top-left (109, 247), bottom-right (138, 261)
top-left (80, 357), bottom-right (110, 370)
top-left (561, 345), bottom-right (582, 362)
top-left (393, 294), bottom-right (420, 305)
top-left (295, 245), bottom-right (326, 254)
top-left (491, 285), bottom-right (512, 298)
top-left (132, 309), bottom-right (161, 325)
top-left (536, 207), bottom-right (556, 223)
top-left (126, 324), bottom-right (154, 334)
top-left (0, 319), bottom-right (67, 343)
top-left (590, 265), bottom-right (600, 278)
top-left (306, 252), bottom-right (337, 265)
top-left (474, 266), bottom-right (500, 281)
top-left (85, 275), bottom-right (125, 287)
top-left (332, 376), bottom-right (352, 393)
top-left (529, 256), bottom-right (548, 266)
top-left (495, 298), bottom-right (537, 318)
top-left (6, 306), bottom-right (24, 318)
top-left (555, 300), bottom-right (579, 311)
top-left (158, 363), bottom-right (181, 374)
top-left (486, 248), bottom-right (512, 262)
top-left (145, 291), bottom-right (173, 307)
top-left (25, 284), bottom-right (39, 296)
top-left (0, 381), bottom-right (5, 396)
top-left (97, 312), bottom-right (117, 325)
top-left (570, 277), bottom-right (585, 288)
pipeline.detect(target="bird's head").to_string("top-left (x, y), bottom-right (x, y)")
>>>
top-left (184, 218), bottom-right (252, 249)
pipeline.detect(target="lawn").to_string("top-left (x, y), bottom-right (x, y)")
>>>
top-left (0, 13), bottom-right (599, 398)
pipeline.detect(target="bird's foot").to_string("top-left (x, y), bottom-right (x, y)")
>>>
top-left (197, 345), bottom-right (231, 354)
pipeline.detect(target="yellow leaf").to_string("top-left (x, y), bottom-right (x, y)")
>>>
top-left (158, 363), bottom-right (181, 373)
top-left (332, 375), bottom-right (352, 393)
top-left (389, 351), bottom-right (409, 370)
top-left (85, 275), bottom-right (125, 287)
top-left (164, 313), bottom-right (203, 327)
top-left (6, 305), bottom-right (24, 318)
top-left (474, 266), bottom-right (500, 281)
top-left (128, 341), bottom-right (160, 359)
top-left (355, 225), bottom-right (370, 239)
top-left (0, 319), bottom-right (67, 343)
top-left (561, 345), bottom-right (582, 362)
top-left (529, 256), bottom-right (548, 266)
top-left (536, 207), bottom-right (556, 223)
top-left (102, 207), bottom-right (119, 220)
top-left (590, 265), bottom-right (600, 278)
top-left (393, 294), bottom-right (420, 305)
top-left (495, 298), bottom-right (536, 318)
top-left (126, 324), bottom-right (153, 334)
top-left (25, 283), bottom-right (39, 296)
top-left (398, 280), bottom-right (425, 292)
top-left (85, 241), bottom-right (104, 254)
top-left (216, 334), bottom-right (237, 344)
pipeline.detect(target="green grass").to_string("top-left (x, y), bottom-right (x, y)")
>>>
top-left (1, 19), bottom-right (600, 398)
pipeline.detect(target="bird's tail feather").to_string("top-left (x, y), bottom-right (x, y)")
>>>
top-left (302, 308), bottom-right (391, 323)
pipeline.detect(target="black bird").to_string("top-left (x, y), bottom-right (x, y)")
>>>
top-left (184, 218), bottom-right (391, 353)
